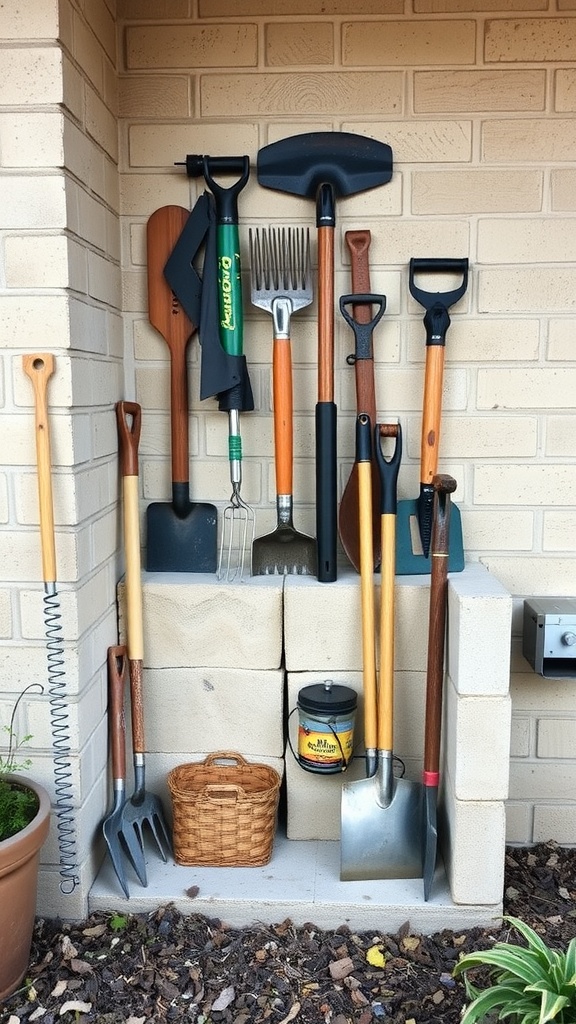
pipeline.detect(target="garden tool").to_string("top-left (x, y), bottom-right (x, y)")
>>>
top-left (338, 230), bottom-right (382, 573)
top-left (116, 401), bottom-right (172, 873)
top-left (102, 645), bottom-right (147, 898)
top-left (422, 474), bottom-right (457, 901)
top-left (178, 154), bottom-right (254, 581)
top-left (145, 205), bottom-right (217, 573)
top-left (23, 353), bottom-right (79, 896)
top-left (257, 132), bottom-right (393, 581)
top-left (338, 287), bottom-right (386, 573)
top-left (250, 225), bottom-right (316, 576)
top-left (341, 415), bottom-right (422, 881)
top-left (396, 257), bottom-right (468, 574)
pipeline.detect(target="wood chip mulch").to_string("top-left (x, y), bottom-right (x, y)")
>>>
top-left (1, 841), bottom-right (575, 1024)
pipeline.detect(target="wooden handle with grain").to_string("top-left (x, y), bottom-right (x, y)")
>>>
top-left (22, 353), bottom-right (57, 584)
top-left (107, 646), bottom-right (128, 782)
top-left (116, 402), bottom-right (144, 666)
top-left (420, 345), bottom-right (445, 484)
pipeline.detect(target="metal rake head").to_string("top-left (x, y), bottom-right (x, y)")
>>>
top-left (217, 483), bottom-right (255, 583)
top-left (249, 226), bottom-right (313, 315)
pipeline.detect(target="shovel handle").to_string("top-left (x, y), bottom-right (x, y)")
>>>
top-left (357, 415), bottom-right (377, 751)
top-left (424, 474), bottom-right (456, 777)
top-left (273, 334), bottom-right (293, 496)
top-left (317, 226), bottom-right (334, 402)
top-left (107, 646), bottom-right (128, 783)
top-left (345, 230), bottom-right (377, 425)
top-left (22, 354), bottom-right (57, 585)
top-left (420, 344), bottom-right (445, 485)
top-left (116, 402), bottom-right (144, 666)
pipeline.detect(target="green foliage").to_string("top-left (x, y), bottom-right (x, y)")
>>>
top-left (109, 914), bottom-right (129, 932)
top-left (0, 778), bottom-right (39, 841)
top-left (453, 916), bottom-right (576, 1024)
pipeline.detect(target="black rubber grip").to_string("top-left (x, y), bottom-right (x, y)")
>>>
top-left (315, 402), bottom-right (338, 582)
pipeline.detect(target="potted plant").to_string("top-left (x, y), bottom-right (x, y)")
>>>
top-left (453, 915), bottom-right (576, 1024)
top-left (0, 688), bottom-right (51, 1001)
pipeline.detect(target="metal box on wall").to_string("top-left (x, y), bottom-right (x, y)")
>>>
top-left (523, 598), bottom-right (576, 678)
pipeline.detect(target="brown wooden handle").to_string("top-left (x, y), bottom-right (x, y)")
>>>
top-left (22, 353), bottom-right (57, 584)
top-left (420, 345), bottom-right (445, 484)
top-left (147, 206), bottom-right (193, 484)
top-left (423, 474), bottom-right (455, 774)
top-left (273, 336), bottom-right (293, 496)
top-left (129, 658), bottom-right (145, 755)
top-left (345, 230), bottom-right (376, 425)
top-left (317, 226), bottom-right (334, 403)
top-left (116, 401), bottom-right (141, 478)
top-left (107, 645), bottom-right (127, 782)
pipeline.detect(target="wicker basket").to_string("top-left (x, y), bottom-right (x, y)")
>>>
top-left (167, 751), bottom-right (281, 867)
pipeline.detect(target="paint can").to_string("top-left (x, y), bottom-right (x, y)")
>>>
top-left (296, 680), bottom-right (357, 774)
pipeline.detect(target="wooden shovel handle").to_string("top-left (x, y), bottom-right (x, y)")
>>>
top-left (116, 402), bottom-right (144, 667)
top-left (273, 336), bottom-right (293, 496)
top-left (420, 345), bottom-right (445, 484)
top-left (345, 230), bottom-right (377, 426)
top-left (423, 474), bottom-right (456, 776)
top-left (107, 646), bottom-right (127, 782)
top-left (357, 418), bottom-right (377, 751)
top-left (317, 226), bottom-right (334, 402)
top-left (378, 513), bottom-right (396, 751)
top-left (147, 205), bottom-right (193, 484)
top-left (22, 353), bottom-right (56, 584)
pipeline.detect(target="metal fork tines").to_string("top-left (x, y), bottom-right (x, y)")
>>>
top-left (250, 226), bottom-right (312, 328)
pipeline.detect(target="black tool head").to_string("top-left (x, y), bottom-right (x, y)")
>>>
top-left (257, 132), bottom-right (393, 199)
top-left (146, 496), bottom-right (217, 573)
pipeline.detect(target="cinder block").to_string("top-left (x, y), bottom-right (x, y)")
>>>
top-left (477, 368), bottom-right (576, 411)
top-left (118, 575), bottom-right (284, 670)
top-left (537, 717), bottom-right (576, 758)
top-left (444, 675), bottom-right (511, 801)
top-left (533, 803), bottom-right (576, 843)
top-left (447, 563), bottom-right (512, 696)
top-left (0, 47), bottom-right (62, 105)
top-left (505, 801), bottom-right (533, 845)
top-left (442, 779), bottom-right (507, 905)
top-left (142, 666), bottom-right (284, 758)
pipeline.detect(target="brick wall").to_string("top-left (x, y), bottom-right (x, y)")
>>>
top-left (1, 0), bottom-right (575, 915)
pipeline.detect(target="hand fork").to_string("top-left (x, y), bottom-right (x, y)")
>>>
top-left (249, 227), bottom-right (317, 576)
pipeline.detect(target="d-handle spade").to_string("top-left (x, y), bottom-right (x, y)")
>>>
top-left (422, 474), bottom-right (456, 901)
top-left (102, 646), bottom-right (147, 898)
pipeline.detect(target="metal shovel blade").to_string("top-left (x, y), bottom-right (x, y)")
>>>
top-left (102, 784), bottom-right (147, 896)
top-left (122, 784), bottom-right (172, 869)
top-left (422, 783), bottom-right (438, 901)
top-left (340, 757), bottom-right (422, 881)
top-left (396, 498), bottom-right (464, 575)
top-left (257, 131), bottom-right (393, 199)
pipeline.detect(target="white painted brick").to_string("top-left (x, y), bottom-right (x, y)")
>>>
top-left (0, 47), bottom-right (63, 104)
top-left (63, 117), bottom-right (106, 197)
top-left (505, 802), bottom-right (533, 845)
top-left (542, 512), bottom-right (576, 552)
top-left (407, 317), bottom-right (540, 362)
top-left (200, 72), bottom-right (404, 118)
top-left (84, 0), bottom-right (116, 65)
top-left (73, 12), bottom-right (105, 94)
top-left (141, 667), bottom-right (284, 758)
top-left (118, 575), bottom-right (284, 670)
top-left (478, 368), bottom-right (576, 410)
top-left (536, 717), bottom-right (576, 759)
top-left (87, 250), bottom-right (122, 306)
top-left (0, 175), bottom-right (66, 228)
top-left (127, 124), bottom-right (260, 172)
top-left (548, 321), bottom-right (575, 360)
top-left (415, 70), bottom-right (545, 112)
top-left (482, 118), bottom-right (576, 162)
top-left (0, 0), bottom-right (59, 37)
top-left (86, 86), bottom-right (118, 162)
top-left (0, 589), bottom-right (11, 638)
top-left (4, 235), bottom-right (77, 290)
top-left (412, 169), bottom-right (542, 214)
top-left (484, 556), bottom-right (576, 597)
top-left (510, 717), bottom-right (531, 757)
top-left (546, 415), bottom-right (575, 454)
top-left (533, 804), bottom-right (576, 843)
top-left (0, 528), bottom-right (79, 584)
top-left (0, 641), bottom-right (81, 694)
top-left (551, 168), bottom-right (576, 210)
top-left (462, 510), bottom-right (534, 552)
top-left (509, 759), bottom-right (576, 800)
top-left (474, 465), bottom-right (575, 506)
top-left (0, 475), bottom-right (8, 523)
top-left (479, 268), bottom-right (576, 312)
top-left (485, 18), bottom-right (576, 62)
top-left (555, 68), bottom-right (576, 111)
top-left (442, 780), bottom-right (506, 904)
top-left (0, 112), bottom-right (64, 167)
top-left (444, 677), bottom-right (511, 800)
top-left (479, 218), bottom-right (576, 263)
top-left (447, 563), bottom-right (512, 696)
top-left (343, 20), bottom-right (476, 65)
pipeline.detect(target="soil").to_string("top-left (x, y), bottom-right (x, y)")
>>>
top-left (2, 841), bottom-right (575, 1024)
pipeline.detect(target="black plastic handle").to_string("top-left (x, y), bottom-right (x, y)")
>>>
top-left (355, 413), bottom-right (372, 464)
top-left (316, 402), bottom-right (338, 582)
top-left (409, 257), bottom-right (469, 312)
top-left (374, 423), bottom-right (402, 515)
top-left (177, 154), bottom-right (248, 177)
top-left (340, 293), bottom-right (386, 361)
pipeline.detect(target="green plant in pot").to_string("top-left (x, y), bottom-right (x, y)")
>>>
top-left (453, 915), bottom-right (576, 1024)
top-left (0, 686), bottom-right (51, 1003)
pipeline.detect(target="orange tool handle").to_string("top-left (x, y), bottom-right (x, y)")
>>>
top-left (273, 336), bottom-right (293, 496)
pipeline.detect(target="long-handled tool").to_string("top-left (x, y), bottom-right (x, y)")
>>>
top-left (250, 226), bottom-right (316, 576)
top-left (178, 155), bottom-right (254, 581)
top-left (102, 645), bottom-right (147, 898)
top-left (422, 474), bottom-right (456, 901)
top-left (117, 401), bottom-right (171, 874)
top-left (257, 132), bottom-right (393, 582)
top-left (146, 205), bottom-right (217, 572)
top-left (341, 415), bottom-right (421, 881)
top-left (338, 287), bottom-right (386, 573)
top-left (396, 257), bottom-right (468, 574)
top-left (23, 353), bottom-right (79, 896)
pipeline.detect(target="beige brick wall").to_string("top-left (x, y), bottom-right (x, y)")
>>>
top-left (1, 0), bottom-right (575, 916)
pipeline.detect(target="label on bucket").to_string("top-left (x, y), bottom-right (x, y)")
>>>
top-left (298, 718), bottom-right (354, 770)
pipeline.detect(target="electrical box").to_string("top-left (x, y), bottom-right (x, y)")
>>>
top-left (523, 598), bottom-right (576, 678)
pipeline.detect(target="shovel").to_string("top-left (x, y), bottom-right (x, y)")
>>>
top-left (257, 132), bottom-right (393, 582)
top-left (102, 645), bottom-right (147, 898)
top-left (116, 401), bottom-right (172, 875)
top-left (145, 205), bottom-right (217, 573)
top-left (338, 288), bottom-right (386, 571)
top-left (249, 226), bottom-right (316, 576)
top-left (422, 473), bottom-right (456, 901)
top-left (338, 230), bottom-right (382, 573)
top-left (341, 415), bottom-right (422, 881)
top-left (396, 257), bottom-right (468, 574)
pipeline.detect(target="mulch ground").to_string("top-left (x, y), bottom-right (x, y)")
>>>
top-left (2, 841), bottom-right (575, 1024)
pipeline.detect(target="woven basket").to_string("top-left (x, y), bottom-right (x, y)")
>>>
top-left (167, 751), bottom-right (281, 867)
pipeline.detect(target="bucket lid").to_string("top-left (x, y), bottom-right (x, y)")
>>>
top-left (298, 680), bottom-right (357, 715)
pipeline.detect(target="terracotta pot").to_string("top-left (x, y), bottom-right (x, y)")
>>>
top-left (0, 775), bottom-right (51, 1001)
